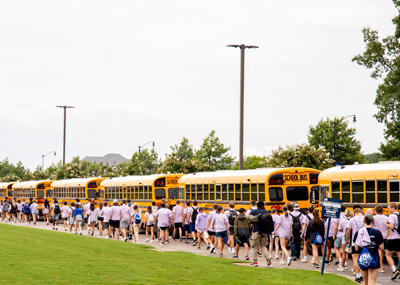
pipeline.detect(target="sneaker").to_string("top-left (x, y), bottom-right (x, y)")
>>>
top-left (106, 236), bottom-right (110, 239)
top-left (337, 266), bottom-right (344, 272)
top-left (210, 247), bottom-right (216, 254)
top-left (193, 240), bottom-right (198, 246)
top-left (132, 241), bottom-right (137, 244)
top-left (287, 257), bottom-right (292, 266)
top-left (197, 247), bottom-right (201, 250)
top-left (91, 232), bottom-right (94, 236)
top-left (233, 255), bottom-right (238, 260)
top-left (79, 232), bottom-right (82, 235)
top-left (180, 238), bottom-right (182, 242)
top-left (355, 277), bottom-right (362, 283)
top-left (56, 227), bottom-right (58, 231)
top-left (279, 260), bottom-right (285, 265)
top-left (292, 257), bottom-right (297, 261)
top-left (184, 240), bottom-right (189, 244)
top-left (161, 242), bottom-right (165, 246)
top-left (334, 261), bottom-right (339, 266)
top-left (392, 270), bottom-right (400, 280)
top-left (124, 238), bottom-right (128, 242)
top-left (275, 255), bottom-right (279, 260)
top-left (75, 232), bottom-right (78, 234)
top-left (145, 239), bottom-right (149, 242)
top-left (165, 240), bottom-right (169, 244)
top-left (245, 255), bottom-right (249, 261)
top-left (219, 254), bottom-right (223, 258)
top-left (344, 265), bottom-right (349, 270)
top-left (206, 245), bottom-right (211, 250)
top-left (301, 257), bottom-right (307, 263)
top-left (312, 263), bottom-right (319, 268)
top-left (378, 268), bottom-right (385, 273)
top-left (257, 252), bottom-right (262, 257)
top-left (150, 240), bottom-right (153, 243)
top-left (266, 256), bottom-right (272, 266)
top-left (172, 237), bottom-right (176, 241)
top-left (65, 229), bottom-right (67, 232)
top-left (250, 262), bottom-right (258, 267)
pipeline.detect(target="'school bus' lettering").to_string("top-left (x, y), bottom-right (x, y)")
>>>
top-left (166, 178), bottom-right (179, 185)
top-left (283, 174), bottom-right (308, 183)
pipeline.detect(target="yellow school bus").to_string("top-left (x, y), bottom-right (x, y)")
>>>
top-left (100, 174), bottom-right (183, 216)
top-left (319, 162), bottom-right (400, 214)
top-left (0, 182), bottom-right (16, 202)
top-left (51, 177), bottom-right (107, 206)
top-left (178, 167), bottom-right (320, 212)
top-left (12, 180), bottom-right (54, 212)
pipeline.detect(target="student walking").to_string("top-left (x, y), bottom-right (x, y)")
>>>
top-left (68, 203), bottom-right (75, 233)
top-left (211, 206), bottom-right (229, 257)
top-left (61, 201), bottom-right (70, 231)
top-left (145, 206), bottom-right (155, 242)
top-left (307, 208), bottom-right (325, 268)
top-left (16, 200), bottom-right (22, 222)
top-left (353, 215), bottom-right (384, 285)
top-left (51, 199), bottom-right (61, 230)
top-left (337, 208), bottom-right (353, 272)
top-left (73, 203), bottom-right (84, 235)
top-left (273, 205), bottom-right (293, 266)
top-left (119, 200), bottom-right (131, 241)
top-left (225, 202), bottom-right (238, 255)
top-left (102, 202), bottom-right (112, 239)
top-left (195, 207), bottom-right (209, 250)
top-left (132, 204), bottom-right (142, 243)
top-left (346, 207), bottom-right (365, 283)
top-left (269, 207), bottom-right (281, 260)
top-left (22, 202), bottom-right (31, 225)
top-left (289, 203), bottom-right (303, 261)
top-left (88, 202), bottom-right (97, 236)
top-left (10, 200), bottom-right (17, 223)
top-left (373, 205), bottom-right (388, 273)
top-left (182, 201), bottom-right (192, 244)
top-left (385, 202), bottom-right (400, 280)
top-left (30, 200), bottom-right (39, 225)
top-left (206, 203), bottom-right (219, 253)
top-left (233, 208), bottom-right (251, 260)
top-left (97, 203), bottom-right (104, 236)
top-left (333, 206), bottom-right (346, 266)
top-left (43, 199), bottom-right (50, 225)
top-left (190, 201), bottom-right (199, 246)
top-left (109, 200), bottom-right (121, 240)
top-left (300, 206), bottom-right (314, 263)
top-left (155, 202), bottom-right (173, 245)
top-left (172, 200), bottom-right (184, 241)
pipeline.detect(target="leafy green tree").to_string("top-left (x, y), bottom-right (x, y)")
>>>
top-left (232, 155), bottom-right (268, 170)
top-left (308, 117), bottom-right (364, 165)
top-left (364, 152), bottom-right (384, 163)
top-left (265, 144), bottom-right (334, 170)
top-left (131, 149), bottom-right (160, 175)
top-left (195, 130), bottom-right (234, 171)
top-left (158, 137), bottom-right (203, 174)
top-left (353, 1), bottom-right (400, 159)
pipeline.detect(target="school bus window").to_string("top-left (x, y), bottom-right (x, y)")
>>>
top-left (235, 184), bottom-right (241, 201)
top-left (287, 186), bottom-right (308, 201)
top-left (191, 184), bottom-right (196, 201)
top-left (179, 186), bottom-right (184, 199)
top-left (210, 184), bottom-right (215, 200)
top-left (155, 188), bottom-right (166, 200)
top-left (331, 182), bottom-right (340, 200)
top-left (203, 184), bottom-right (209, 200)
top-left (352, 181), bottom-right (364, 203)
top-left (268, 187), bottom-right (283, 201)
top-left (389, 180), bottom-right (399, 202)
top-left (222, 184), bottom-right (227, 200)
top-left (377, 180), bottom-right (387, 203)
top-left (242, 183), bottom-right (250, 201)
top-left (149, 185), bottom-right (153, 200)
top-left (251, 183), bottom-right (257, 201)
top-left (259, 183), bottom-right (265, 202)
top-left (215, 184), bottom-right (221, 200)
top-left (197, 184), bottom-right (203, 200)
top-left (37, 190), bottom-right (44, 198)
top-left (185, 185), bottom-right (190, 200)
top-left (138, 186), bottom-right (143, 200)
top-left (228, 184), bottom-right (234, 201)
top-left (365, 180), bottom-right (375, 203)
top-left (341, 181), bottom-right (350, 203)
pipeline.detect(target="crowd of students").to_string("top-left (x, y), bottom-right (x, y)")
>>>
top-left (1, 196), bottom-right (400, 284)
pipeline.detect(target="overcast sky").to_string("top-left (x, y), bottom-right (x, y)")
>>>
top-left (0, 0), bottom-right (397, 170)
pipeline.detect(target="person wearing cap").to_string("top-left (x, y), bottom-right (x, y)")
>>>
top-left (233, 208), bottom-right (251, 260)
top-left (288, 203), bottom-right (302, 261)
top-left (373, 204), bottom-right (388, 273)
top-left (109, 199), bottom-right (121, 240)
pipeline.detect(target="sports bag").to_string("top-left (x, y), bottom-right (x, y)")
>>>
top-left (357, 246), bottom-right (377, 270)
top-left (228, 209), bottom-right (238, 226)
top-left (313, 232), bottom-right (324, 245)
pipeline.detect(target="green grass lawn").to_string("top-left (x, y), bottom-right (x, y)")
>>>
top-left (0, 224), bottom-right (354, 284)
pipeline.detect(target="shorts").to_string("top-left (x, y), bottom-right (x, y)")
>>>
top-left (32, 210), bottom-right (39, 215)
top-left (62, 217), bottom-right (68, 221)
top-left (334, 237), bottom-right (342, 248)
top-left (104, 222), bottom-right (110, 229)
top-left (208, 230), bottom-right (215, 236)
top-left (74, 220), bottom-right (82, 225)
top-left (120, 219), bottom-right (129, 228)
top-left (352, 246), bottom-right (361, 254)
top-left (235, 236), bottom-right (249, 245)
top-left (184, 224), bottom-right (191, 233)
top-left (98, 217), bottom-right (104, 221)
top-left (383, 239), bottom-right (387, 250)
top-left (197, 228), bottom-right (206, 233)
top-left (216, 230), bottom-right (228, 239)
top-left (328, 236), bottom-right (334, 243)
top-left (53, 214), bottom-right (60, 220)
top-left (386, 239), bottom-right (400, 252)
top-left (24, 212), bottom-right (30, 216)
top-left (109, 219), bottom-right (120, 228)
top-left (74, 215), bottom-right (83, 222)
top-left (159, 226), bottom-right (168, 231)
top-left (190, 222), bottom-right (196, 233)
top-left (228, 226), bottom-right (234, 236)
top-left (69, 218), bottom-right (74, 225)
top-left (174, 222), bottom-right (183, 229)
top-left (146, 224), bottom-right (154, 228)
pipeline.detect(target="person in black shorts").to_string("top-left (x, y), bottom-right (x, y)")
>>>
top-left (233, 208), bottom-right (251, 260)
top-left (206, 203), bottom-right (219, 253)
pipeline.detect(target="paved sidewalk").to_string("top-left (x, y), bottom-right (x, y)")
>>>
top-left (5, 220), bottom-right (395, 284)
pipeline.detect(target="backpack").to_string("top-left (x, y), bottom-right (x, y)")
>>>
top-left (148, 213), bottom-right (154, 223)
top-left (313, 232), bottom-right (324, 245)
top-left (191, 207), bottom-right (198, 223)
top-left (54, 204), bottom-right (61, 215)
top-left (228, 209), bottom-right (238, 226)
top-left (395, 213), bottom-right (400, 235)
top-left (289, 212), bottom-right (303, 235)
top-left (22, 204), bottom-right (30, 213)
top-left (357, 246), bottom-right (378, 270)
top-left (258, 210), bottom-right (274, 234)
top-left (135, 213), bottom-right (141, 224)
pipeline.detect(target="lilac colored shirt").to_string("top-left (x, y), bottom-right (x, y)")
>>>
top-left (325, 218), bottom-right (338, 237)
top-left (373, 214), bottom-right (388, 240)
top-left (211, 213), bottom-right (229, 233)
top-left (207, 210), bottom-right (217, 231)
top-left (30, 203), bottom-right (39, 212)
top-left (388, 213), bottom-right (400, 240)
top-left (272, 214), bottom-right (281, 236)
top-left (97, 208), bottom-right (104, 218)
top-left (337, 217), bottom-right (350, 239)
top-left (120, 205), bottom-right (131, 220)
top-left (346, 215), bottom-right (364, 242)
top-left (145, 212), bottom-right (155, 225)
top-left (277, 214), bottom-right (293, 239)
top-left (17, 203), bottom-right (22, 211)
top-left (246, 207), bottom-right (257, 217)
top-left (88, 208), bottom-right (97, 221)
top-left (103, 207), bottom-right (111, 223)
top-left (173, 205), bottom-right (184, 223)
top-left (110, 206), bottom-right (121, 221)
top-left (68, 207), bottom-right (74, 218)
top-left (155, 208), bottom-right (172, 227)
top-left (195, 212), bottom-right (208, 230)
top-left (84, 203), bottom-right (90, 216)
top-left (301, 213), bottom-right (313, 227)
top-left (61, 205), bottom-right (70, 218)
top-left (183, 207), bottom-right (193, 225)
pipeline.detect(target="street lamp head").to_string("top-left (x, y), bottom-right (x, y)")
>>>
top-left (152, 141), bottom-right (155, 147)
top-left (227, 45), bottom-right (240, 48)
top-left (247, 45), bottom-right (259, 49)
top-left (353, 115), bottom-right (357, 124)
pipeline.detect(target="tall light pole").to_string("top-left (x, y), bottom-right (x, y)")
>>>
top-left (56, 105), bottom-right (75, 171)
top-left (333, 114), bottom-right (356, 165)
top-left (42, 151), bottom-right (56, 171)
top-left (138, 141), bottom-right (155, 154)
top-left (227, 44), bottom-right (259, 170)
